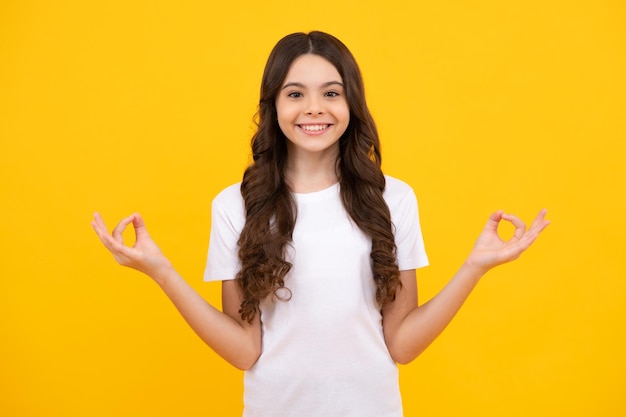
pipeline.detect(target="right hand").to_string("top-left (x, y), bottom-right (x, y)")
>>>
top-left (91, 212), bottom-right (173, 284)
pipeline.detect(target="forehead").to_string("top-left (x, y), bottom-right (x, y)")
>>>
top-left (282, 54), bottom-right (342, 85)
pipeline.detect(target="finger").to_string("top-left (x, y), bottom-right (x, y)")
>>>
top-left (508, 211), bottom-right (549, 254)
top-left (484, 210), bottom-right (505, 232)
top-left (91, 213), bottom-right (115, 247)
top-left (111, 214), bottom-right (136, 244)
top-left (518, 209), bottom-right (549, 239)
top-left (131, 213), bottom-right (151, 241)
top-left (91, 213), bottom-right (120, 254)
top-left (91, 212), bottom-right (109, 234)
top-left (91, 213), bottom-right (143, 268)
top-left (529, 208), bottom-right (550, 233)
top-left (520, 209), bottom-right (550, 246)
top-left (501, 213), bottom-right (527, 241)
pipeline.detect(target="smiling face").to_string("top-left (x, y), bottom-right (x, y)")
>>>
top-left (275, 54), bottom-right (350, 163)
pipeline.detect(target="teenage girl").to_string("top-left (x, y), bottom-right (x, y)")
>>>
top-left (92, 31), bottom-right (549, 417)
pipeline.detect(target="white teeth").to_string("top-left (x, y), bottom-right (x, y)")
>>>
top-left (300, 124), bottom-right (328, 131)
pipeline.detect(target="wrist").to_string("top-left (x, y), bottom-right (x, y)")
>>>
top-left (461, 259), bottom-right (489, 280)
top-left (150, 261), bottom-right (176, 287)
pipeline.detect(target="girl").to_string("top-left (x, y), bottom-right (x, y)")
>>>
top-left (92, 31), bottom-right (549, 417)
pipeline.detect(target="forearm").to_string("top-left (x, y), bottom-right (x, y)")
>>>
top-left (155, 266), bottom-right (261, 370)
top-left (91, 212), bottom-right (261, 369)
top-left (388, 263), bottom-right (485, 364)
top-left (385, 209), bottom-right (549, 364)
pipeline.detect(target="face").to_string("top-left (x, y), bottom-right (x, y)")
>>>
top-left (275, 54), bottom-right (350, 161)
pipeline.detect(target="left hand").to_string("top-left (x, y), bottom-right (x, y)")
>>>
top-left (465, 209), bottom-right (550, 275)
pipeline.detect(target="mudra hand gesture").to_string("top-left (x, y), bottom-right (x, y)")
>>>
top-left (92, 209), bottom-right (549, 282)
top-left (91, 212), bottom-right (173, 284)
top-left (465, 209), bottom-right (550, 275)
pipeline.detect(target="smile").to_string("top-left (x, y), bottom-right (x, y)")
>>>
top-left (298, 124), bottom-right (331, 133)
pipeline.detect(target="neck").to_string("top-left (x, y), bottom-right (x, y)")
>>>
top-left (285, 149), bottom-right (339, 194)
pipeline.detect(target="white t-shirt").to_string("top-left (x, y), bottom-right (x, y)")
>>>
top-left (204, 176), bottom-right (428, 417)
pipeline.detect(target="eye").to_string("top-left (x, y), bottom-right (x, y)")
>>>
top-left (325, 91), bottom-right (340, 97)
top-left (287, 91), bottom-right (303, 98)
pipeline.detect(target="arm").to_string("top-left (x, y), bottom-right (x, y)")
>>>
top-left (91, 212), bottom-right (261, 370)
top-left (383, 209), bottom-right (550, 364)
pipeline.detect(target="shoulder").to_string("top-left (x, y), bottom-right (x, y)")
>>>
top-left (383, 175), bottom-right (421, 220)
top-left (383, 175), bottom-right (416, 203)
top-left (213, 182), bottom-right (243, 208)
top-left (212, 182), bottom-right (245, 222)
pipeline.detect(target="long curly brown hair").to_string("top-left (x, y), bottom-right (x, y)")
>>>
top-left (236, 31), bottom-right (401, 323)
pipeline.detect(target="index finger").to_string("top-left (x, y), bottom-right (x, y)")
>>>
top-left (501, 213), bottom-right (527, 241)
top-left (111, 214), bottom-right (137, 244)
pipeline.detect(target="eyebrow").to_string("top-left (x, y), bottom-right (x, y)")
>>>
top-left (281, 81), bottom-right (344, 90)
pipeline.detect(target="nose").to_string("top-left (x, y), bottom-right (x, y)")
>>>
top-left (305, 96), bottom-right (324, 115)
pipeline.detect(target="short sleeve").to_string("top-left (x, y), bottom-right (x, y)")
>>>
top-left (203, 183), bottom-right (245, 282)
top-left (384, 176), bottom-right (429, 270)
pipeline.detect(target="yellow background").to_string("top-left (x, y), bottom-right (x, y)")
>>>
top-left (1, 0), bottom-right (624, 415)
